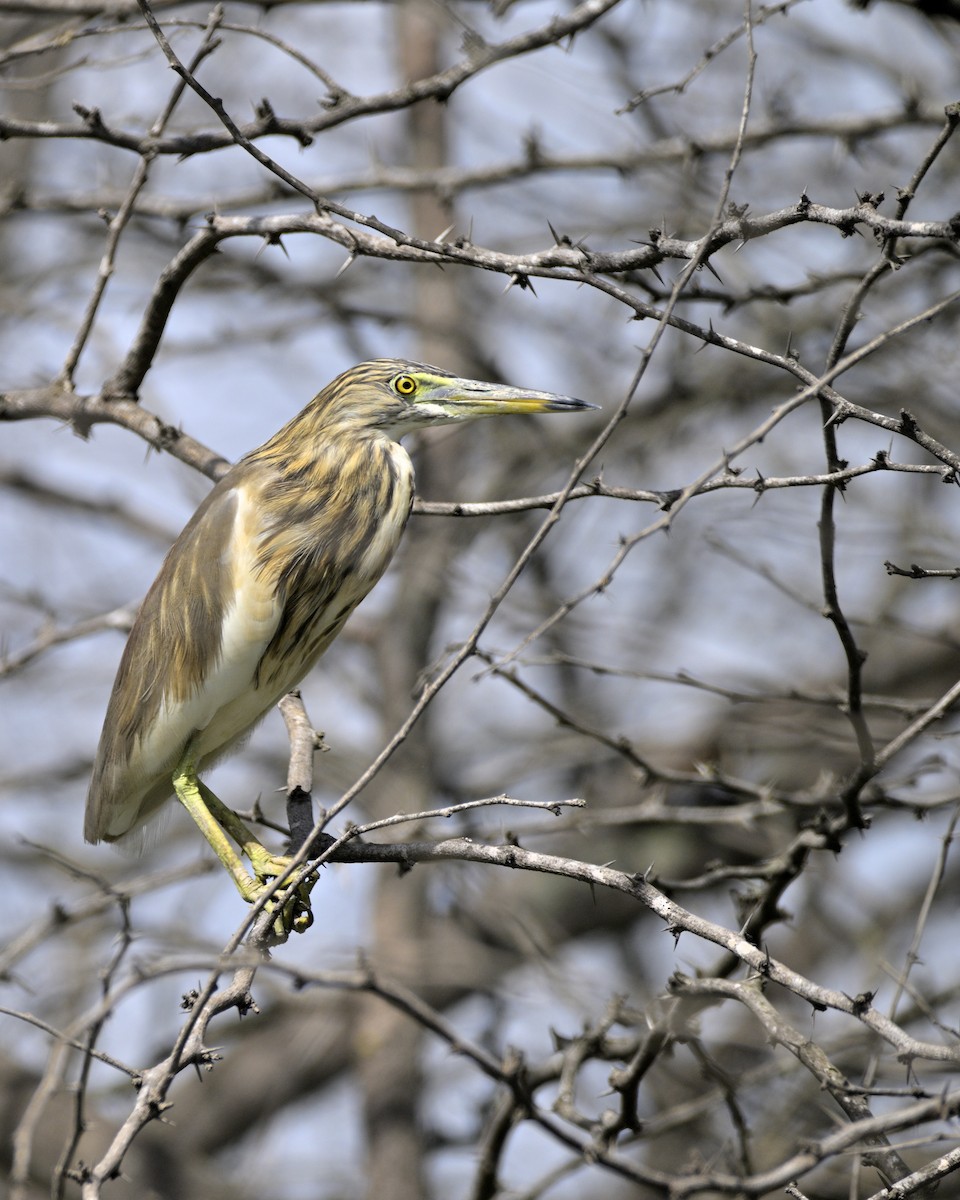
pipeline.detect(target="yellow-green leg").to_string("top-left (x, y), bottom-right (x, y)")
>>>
top-left (172, 746), bottom-right (315, 934)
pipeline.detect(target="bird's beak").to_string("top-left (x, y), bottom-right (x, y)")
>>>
top-left (431, 378), bottom-right (597, 418)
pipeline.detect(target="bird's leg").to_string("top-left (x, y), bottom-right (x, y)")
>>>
top-left (172, 755), bottom-right (259, 897)
top-left (172, 748), bottom-right (314, 934)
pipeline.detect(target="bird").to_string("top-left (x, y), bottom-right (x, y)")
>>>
top-left (85, 359), bottom-right (593, 931)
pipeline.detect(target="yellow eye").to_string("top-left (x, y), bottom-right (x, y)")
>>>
top-left (394, 374), bottom-right (418, 396)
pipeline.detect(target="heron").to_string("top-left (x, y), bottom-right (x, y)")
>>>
top-left (84, 359), bottom-right (593, 931)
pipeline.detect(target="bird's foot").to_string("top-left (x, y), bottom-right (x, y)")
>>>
top-left (245, 848), bottom-right (317, 937)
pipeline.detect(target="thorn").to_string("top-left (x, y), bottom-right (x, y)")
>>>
top-left (502, 273), bottom-right (537, 296)
top-left (824, 407), bottom-right (846, 429)
top-left (693, 320), bottom-right (715, 353)
top-left (256, 233), bottom-right (288, 260)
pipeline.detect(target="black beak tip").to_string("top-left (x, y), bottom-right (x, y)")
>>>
top-left (548, 396), bottom-right (599, 412)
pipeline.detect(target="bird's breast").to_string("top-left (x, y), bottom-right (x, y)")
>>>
top-left (244, 437), bottom-right (415, 695)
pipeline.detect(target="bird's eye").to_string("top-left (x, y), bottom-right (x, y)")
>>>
top-left (394, 374), bottom-right (418, 396)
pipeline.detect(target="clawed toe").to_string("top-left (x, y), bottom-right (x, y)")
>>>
top-left (245, 853), bottom-right (317, 937)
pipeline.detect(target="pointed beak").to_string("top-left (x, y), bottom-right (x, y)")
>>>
top-left (431, 378), bottom-right (597, 418)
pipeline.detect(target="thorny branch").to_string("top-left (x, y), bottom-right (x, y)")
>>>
top-left (15, 824), bottom-right (959, 1196)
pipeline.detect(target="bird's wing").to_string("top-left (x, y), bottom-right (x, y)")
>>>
top-left (84, 471), bottom-right (280, 841)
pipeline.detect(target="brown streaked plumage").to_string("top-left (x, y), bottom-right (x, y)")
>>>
top-left (85, 359), bottom-right (593, 929)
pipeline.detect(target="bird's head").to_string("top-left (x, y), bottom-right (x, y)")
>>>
top-left (319, 359), bottom-right (595, 437)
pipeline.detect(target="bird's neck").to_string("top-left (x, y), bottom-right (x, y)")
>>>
top-left (254, 418), bottom-right (406, 483)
